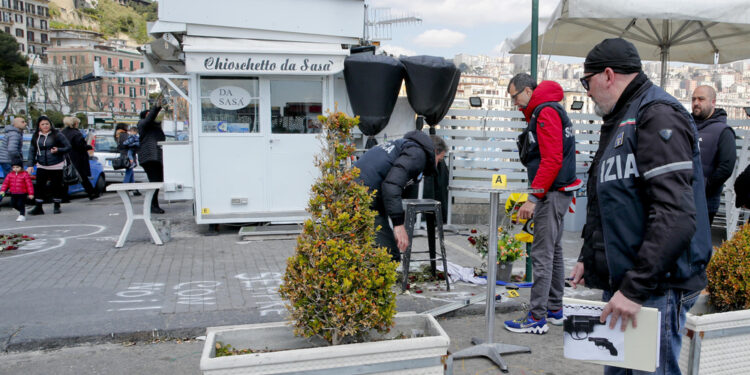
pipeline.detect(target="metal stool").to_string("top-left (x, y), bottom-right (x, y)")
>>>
top-left (401, 199), bottom-right (450, 291)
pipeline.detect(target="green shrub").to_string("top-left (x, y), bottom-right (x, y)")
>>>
top-left (48, 3), bottom-right (61, 17)
top-left (707, 223), bottom-right (750, 312)
top-left (278, 111), bottom-right (397, 346)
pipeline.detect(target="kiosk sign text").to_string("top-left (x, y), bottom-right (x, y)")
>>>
top-left (188, 54), bottom-right (345, 75)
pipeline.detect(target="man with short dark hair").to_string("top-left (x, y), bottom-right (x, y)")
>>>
top-left (503, 73), bottom-right (581, 335)
top-left (570, 38), bottom-right (712, 375)
top-left (355, 131), bottom-right (447, 261)
top-left (691, 85), bottom-right (736, 225)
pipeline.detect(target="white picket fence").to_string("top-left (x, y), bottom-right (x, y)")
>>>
top-left (436, 108), bottom-right (750, 239)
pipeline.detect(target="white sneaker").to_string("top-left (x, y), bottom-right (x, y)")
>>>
top-left (16, 215), bottom-right (26, 222)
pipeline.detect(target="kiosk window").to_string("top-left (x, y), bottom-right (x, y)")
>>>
top-left (270, 80), bottom-right (323, 134)
top-left (200, 77), bottom-right (259, 133)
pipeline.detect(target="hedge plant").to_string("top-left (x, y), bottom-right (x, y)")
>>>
top-left (279, 111), bottom-right (397, 346)
top-left (706, 223), bottom-right (750, 312)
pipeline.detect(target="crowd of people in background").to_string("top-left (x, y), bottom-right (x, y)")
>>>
top-left (0, 98), bottom-right (167, 220)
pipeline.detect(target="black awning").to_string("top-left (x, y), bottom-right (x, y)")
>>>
top-left (61, 73), bottom-right (102, 87)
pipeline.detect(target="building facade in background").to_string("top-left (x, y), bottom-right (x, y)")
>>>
top-left (46, 29), bottom-right (148, 116)
top-left (0, 0), bottom-right (50, 56)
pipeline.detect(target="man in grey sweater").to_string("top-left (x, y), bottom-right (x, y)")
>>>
top-left (0, 117), bottom-right (28, 176)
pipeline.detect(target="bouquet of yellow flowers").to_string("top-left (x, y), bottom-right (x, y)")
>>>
top-left (468, 227), bottom-right (526, 263)
top-left (467, 193), bottom-right (531, 264)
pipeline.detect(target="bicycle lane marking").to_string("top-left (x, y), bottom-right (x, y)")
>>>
top-left (0, 224), bottom-right (106, 261)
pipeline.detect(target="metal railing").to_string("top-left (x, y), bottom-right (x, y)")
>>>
top-left (437, 108), bottom-right (750, 238)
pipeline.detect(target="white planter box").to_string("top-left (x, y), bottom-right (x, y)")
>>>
top-left (679, 294), bottom-right (750, 375)
top-left (200, 313), bottom-right (450, 374)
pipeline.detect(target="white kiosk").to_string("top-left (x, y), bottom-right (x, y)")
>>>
top-left (141, 0), bottom-right (364, 224)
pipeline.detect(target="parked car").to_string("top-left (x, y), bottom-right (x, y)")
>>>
top-left (93, 134), bottom-right (148, 184)
top-left (0, 135), bottom-right (106, 197)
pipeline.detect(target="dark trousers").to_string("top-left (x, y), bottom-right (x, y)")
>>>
top-left (78, 171), bottom-right (96, 196)
top-left (35, 168), bottom-right (64, 204)
top-left (11, 194), bottom-right (27, 215)
top-left (708, 211), bottom-right (717, 226)
top-left (141, 161), bottom-right (163, 208)
top-left (374, 213), bottom-right (400, 261)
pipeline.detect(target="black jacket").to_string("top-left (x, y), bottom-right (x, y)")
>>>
top-left (116, 131), bottom-right (129, 158)
top-left (61, 127), bottom-right (91, 177)
top-left (355, 130), bottom-right (436, 226)
top-left (137, 105), bottom-right (165, 164)
top-left (695, 108), bottom-right (736, 201)
top-left (29, 129), bottom-right (71, 167)
top-left (580, 72), bottom-right (710, 301)
top-left (735, 164), bottom-right (750, 208)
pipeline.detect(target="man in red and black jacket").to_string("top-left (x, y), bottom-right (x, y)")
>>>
top-left (504, 73), bottom-right (582, 335)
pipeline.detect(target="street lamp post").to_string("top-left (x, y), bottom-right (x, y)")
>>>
top-left (25, 54), bottom-right (39, 127)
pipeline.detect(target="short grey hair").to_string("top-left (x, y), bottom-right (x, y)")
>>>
top-left (430, 135), bottom-right (447, 155)
top-left (508, 73), bottom-right (537, 94)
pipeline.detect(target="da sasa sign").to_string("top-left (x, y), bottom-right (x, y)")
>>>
top-left (209, 86), bottom-right (252, 110)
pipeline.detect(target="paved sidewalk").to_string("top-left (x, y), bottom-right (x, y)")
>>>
top-left (0, 192), bottom-right (603, 374)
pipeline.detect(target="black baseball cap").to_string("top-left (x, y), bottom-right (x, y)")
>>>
top-left (584, 38), bottom-right (642, 74)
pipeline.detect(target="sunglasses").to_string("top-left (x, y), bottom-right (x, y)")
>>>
top-left (510, 89), bottom-right (524, 101)
top-left (580, 72), bottom-right (600, 91)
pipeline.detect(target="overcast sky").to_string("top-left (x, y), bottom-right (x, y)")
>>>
top-left (367, 0), bottom-right (563, 59)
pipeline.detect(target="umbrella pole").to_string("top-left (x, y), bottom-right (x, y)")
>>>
top-left (531, 0), bottom-right (539, 81)
top-left (660, 50), bottom-right (668, 87)
top-left (660, 22), bottom-right (670, 87)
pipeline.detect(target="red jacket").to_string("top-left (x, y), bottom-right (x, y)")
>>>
top-left (521, 81), bottom-right (581, 200)
top-left (1, 170), bottom-right (34, 195)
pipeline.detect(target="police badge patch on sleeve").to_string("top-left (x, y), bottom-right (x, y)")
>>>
top-left (614, 132), bottom-right (624, 148)
top-left (659, 129), bottom-right (673, 142)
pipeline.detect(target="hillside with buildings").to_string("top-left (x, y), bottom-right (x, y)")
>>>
top-left (1, 0), bottom-right (155, 120)
top-left (49, 0), bottom-right (156, 45)
top-left (452, 54), bottom-right (750, 120)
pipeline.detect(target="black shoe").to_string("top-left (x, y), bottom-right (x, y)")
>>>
top-left (151, 206), bottom-right (165, 214)
top-left (132, 190), bottom-right (142, 196)
top-left (53, 202), bottom-right (62, 214)
top-left (29, 205), bottom-right (44, 215)
top-left (89, 193), bottom-right (100, 201)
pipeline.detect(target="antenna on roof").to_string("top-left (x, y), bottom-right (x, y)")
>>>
top-left (364, 5), bottom-right (421, 43)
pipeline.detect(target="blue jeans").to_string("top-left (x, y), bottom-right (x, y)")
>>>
top-left (123, 167), bottom-right (134, 183)
top-left (0, 163), bottom-right (11, 176)
top-left (602, 289), bottom-right (700, 375)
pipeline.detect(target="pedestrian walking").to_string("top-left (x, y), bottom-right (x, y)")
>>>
top-left (0, 154), bottom-right (33, 222)
top-left (61, 116), bottom-right (99, 200)
top-left (27, 115), bottom-right (71, 215)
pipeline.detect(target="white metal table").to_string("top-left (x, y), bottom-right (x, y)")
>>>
top-left (106, 182), bottom-right (165, 248)
top-left (447, 185), bottom-right (542, 373)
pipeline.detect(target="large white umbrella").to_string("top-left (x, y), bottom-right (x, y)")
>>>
top-left (503, 0), bottom-right (750, 86)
